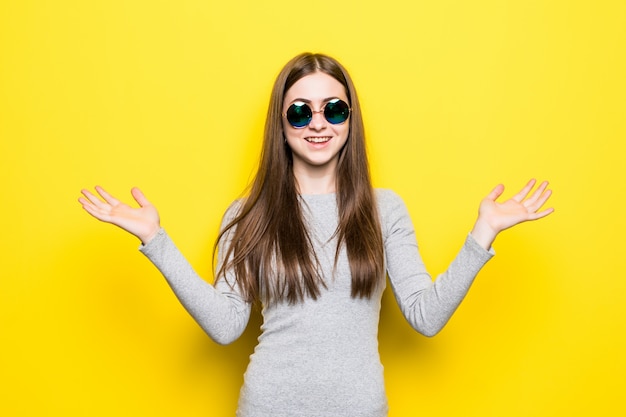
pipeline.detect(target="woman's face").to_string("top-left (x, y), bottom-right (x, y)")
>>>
top-left (282, 71), bottom-right (350, 179)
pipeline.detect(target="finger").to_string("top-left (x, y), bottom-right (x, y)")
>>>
top-left (79, 196), bottom-right (110, 221)
top-left (511, 179), bottom-right (537, 203)
top-left (527, 188), bottom-right (553, 213)
top-left (77, 196), bottom-right (92, 209)
top-left (131, 187), bottom-right (152, 208)
top-left (94, 186), bottom-right (121, 206)
top-left (486, 184), bottom-right (505, 201)
top-left (81, 189), bottom-right (110, 210)
top-left (522, 180), bottom-right (549, 207)
top-left (529, 207), bottom-right (555, 220)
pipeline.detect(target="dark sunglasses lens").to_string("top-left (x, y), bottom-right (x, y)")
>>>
top-left (286, 102), bottom-right (312, 128)
top-left (324, 99), bottom-right (350, 124)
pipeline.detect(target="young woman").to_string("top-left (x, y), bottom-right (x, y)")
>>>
top-left (79, 53), bottom-right (553, 417)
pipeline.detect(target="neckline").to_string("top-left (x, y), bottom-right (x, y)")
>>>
top-left (299, 192), bottom-right (336, 198)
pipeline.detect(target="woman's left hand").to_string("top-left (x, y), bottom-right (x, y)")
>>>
top-left (470, 179), bottom-right (554, 250)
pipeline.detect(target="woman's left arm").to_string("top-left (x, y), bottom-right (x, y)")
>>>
top-left (470, 179), bottom-right (554, 250)
top-left (381, 181), bottom-right (553, 337)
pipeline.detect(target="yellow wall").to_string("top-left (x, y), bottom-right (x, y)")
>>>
top-left (1, 1), bottom-right (624, 415)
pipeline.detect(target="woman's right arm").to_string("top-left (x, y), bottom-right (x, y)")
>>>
top-left (78, 186), bottom-right (251, 345)
top-left (140, 227), bottom-right (251, 345)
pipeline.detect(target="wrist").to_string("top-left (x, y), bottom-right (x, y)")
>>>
top-left (470, 219), bottom-right (497, 251)
top-left (139, 225), bottom-right (160, 245)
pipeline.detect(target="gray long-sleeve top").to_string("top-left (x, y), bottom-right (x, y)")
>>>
top-left (140, 189), bottom-right (494, 417)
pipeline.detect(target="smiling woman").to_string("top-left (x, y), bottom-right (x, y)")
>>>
top-left (78, 52), bottom-right (553, 417)
top-left (282, 72), bottom-right (351, 190)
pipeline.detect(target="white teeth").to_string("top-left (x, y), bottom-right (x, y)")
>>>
top-left (306, 137), bottom-right (331, 143)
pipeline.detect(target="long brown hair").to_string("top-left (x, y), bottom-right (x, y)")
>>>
top-left (214, 53), bottom-right (384, 304)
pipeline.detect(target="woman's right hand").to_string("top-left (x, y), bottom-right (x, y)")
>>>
top-left (79, 186), bottom-right (161, 244)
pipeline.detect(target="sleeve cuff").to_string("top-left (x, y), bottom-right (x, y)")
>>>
top-left (466, 232), bottom-right (496, 258)
top-left (139, 227), bottom-right (167, 253)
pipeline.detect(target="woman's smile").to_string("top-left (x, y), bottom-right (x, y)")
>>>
top-left (305, 136), bottom-right (332, 144)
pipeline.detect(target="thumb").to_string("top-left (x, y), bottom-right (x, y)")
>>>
top-left (131, 187), bottom-right (152, 208)
top-left (486, 184), bottom-right (505, 202)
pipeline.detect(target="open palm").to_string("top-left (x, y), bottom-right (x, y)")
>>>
top-left (471, 179), bottom-right (554, 250)
top-left (480, 179), bottom-right (553, 231)
top-left (79, 186), bottom-right (161, 244)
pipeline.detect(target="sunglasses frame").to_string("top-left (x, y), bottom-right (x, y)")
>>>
top-left (283, 98), bottom-right (351, 129)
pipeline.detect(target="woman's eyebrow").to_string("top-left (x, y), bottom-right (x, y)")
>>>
top-left (287, 97), bottom-right (341, 105)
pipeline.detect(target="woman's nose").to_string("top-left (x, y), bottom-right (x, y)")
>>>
top-left (308, 110), bottom-right (326, 130)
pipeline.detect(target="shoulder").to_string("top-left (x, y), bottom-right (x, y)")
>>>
top-left (220, 198), bottom-right (246, 229)
top-left (374, 188), bottom-right (413, 231)
top-left (374, 188), bottom-right (407, 214)
top-left (225, 198), bottom-right (245, 215)
top-left (373, 189), bottom-right (419, 244)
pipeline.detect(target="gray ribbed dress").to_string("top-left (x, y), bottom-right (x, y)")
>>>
top-left (140, 189), bottom-right (493, 416)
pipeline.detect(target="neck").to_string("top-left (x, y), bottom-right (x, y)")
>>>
top-left (292, 164), bottom-right (337, 195)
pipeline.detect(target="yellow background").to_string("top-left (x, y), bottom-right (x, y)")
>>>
top-left (1, 0), bottom-right (624, 415)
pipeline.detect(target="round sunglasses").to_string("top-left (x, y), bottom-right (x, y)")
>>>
top-left (284, 98), bottom-right (351, 128)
